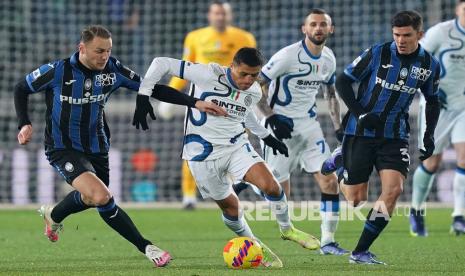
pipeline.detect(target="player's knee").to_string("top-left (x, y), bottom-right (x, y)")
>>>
top-left (91, 191), bottom-right (112, 206)
top-left (344, 192), bottom-right (367, 207)
top-left (318, 174), bottom-right (338, 194)
top-left (422, 158), bottom-right (441, 173)
top-left (262, 181), bottom-right (282, 197)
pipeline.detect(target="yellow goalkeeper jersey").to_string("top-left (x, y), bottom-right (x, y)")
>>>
top-left (168, 26), bottom-right (256, 91)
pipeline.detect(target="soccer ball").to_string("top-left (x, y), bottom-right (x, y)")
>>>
top-left (223, 237), bottom-right (263, 269)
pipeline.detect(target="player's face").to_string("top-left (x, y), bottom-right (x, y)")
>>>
top-left (208, 4), bottom-right (228, 31)
top-left (392, 26), bottom-right (423, 55)
top-left (230, 63), bottom-right (261, 90)
top-left (302, 13), bottom-right (333, 46)
top-left (456, 2), bottom-right (465, 23)
top-left (79, 37), bottom-right (112, 71)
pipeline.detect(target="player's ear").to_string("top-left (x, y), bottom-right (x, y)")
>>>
top-left (78, 42), bottom-right (85, 54)
top-left (329, 25), bottom-right (335, 35)
top-left (301, 24), bottom-right (306, 35)
top-left (417, 30), bottom-right (424, 40)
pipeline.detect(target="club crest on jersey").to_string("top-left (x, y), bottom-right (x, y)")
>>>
top-left (85, 78), bottom-right (92, 90)
top-left (64, 162), bottom-right (74, 172)
top-left (95, 73), bottom-right (116, 87)
top-left (410, 66), bottom-right (431, 81)
top-left (400, 68), bottom-right (408, 79)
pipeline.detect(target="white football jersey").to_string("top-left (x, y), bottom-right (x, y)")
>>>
top-left (421, 19), bottom-right (465, 110)
top-left (261, 40), bottom-right (336, 119)
top-left (139, 57), bottom-right (268, 161)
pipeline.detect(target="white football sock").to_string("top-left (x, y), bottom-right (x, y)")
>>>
top-left (452, 167), bottom-right (465, 217)
top-left (222, 212), bottom-right (255, 238)
top-left (411, 164), bottom-right (435, 210)
top-left (265, 190), bottom-right (292, 231)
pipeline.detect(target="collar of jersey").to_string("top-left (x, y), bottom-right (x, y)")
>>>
top-left (70, 52), bottom-right (105, 75)
top-left (390, 41), bottom-right (424, 59)
top-left (301, 40), bottom-right (321, 60)
top-left (455, 18), bottom-right (465, 35)
top-left (226, 68), bottom-right (240, 90)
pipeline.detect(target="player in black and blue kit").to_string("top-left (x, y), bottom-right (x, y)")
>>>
top-left (321, 11), bottom-right (441, 264)
top-left (14, 25), bottom-right (225, 267)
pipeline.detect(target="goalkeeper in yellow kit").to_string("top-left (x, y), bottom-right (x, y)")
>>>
top-left (164, 1), bottom-right (256, 209)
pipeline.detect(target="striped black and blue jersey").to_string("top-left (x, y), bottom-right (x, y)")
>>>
top-left (24, 52), bottom-right (140, 153)
top-left (343, 41), bottom-right (440, 139)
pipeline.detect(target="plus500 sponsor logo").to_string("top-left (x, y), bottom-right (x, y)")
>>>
top-left (375, 77), bottom-right (417, 94)
top-left (60, 93), bottom-right (109, 104)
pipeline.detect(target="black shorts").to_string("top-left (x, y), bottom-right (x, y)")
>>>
top-left (46, 149), bottom-right (109, 186)
top-left (341, 135), bottom-right (410, 185)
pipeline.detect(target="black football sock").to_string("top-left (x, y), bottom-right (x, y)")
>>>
top-left (51, 190), bottom-right (91, 223)
top-left (353, 208), bottom-right (390, 253)
top-left (97, 197), bottom-right (152, 253)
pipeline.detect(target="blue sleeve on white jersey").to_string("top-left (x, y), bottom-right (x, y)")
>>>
top-left (260, 71), bottom-right (271, 83)
top-left (324, 72), bottom-right (336, 85)
top-left (25, 61), bottom-right (59, 93)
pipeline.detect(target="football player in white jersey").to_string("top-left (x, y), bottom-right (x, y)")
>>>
top-left (133, 48), bottom-right (321, 267)
top-left (250, 9), bottom-right (347, 255)
top-left (410, 0), bottom-right (465, 236)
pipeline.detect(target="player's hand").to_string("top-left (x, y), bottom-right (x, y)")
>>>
top-left (132, 95), bottom-right (156, 130)
top-left (265, 114), bottom-right (293, 140)
top-left (419, 134), bottom-right (435, 161)
top-left (18, 124), bottom-right (33, 145)
top-left (194, 101), bottom-right (228, 117)
top-left (263, 134), bottom-right (289, 157)
top-left (335, 128), bottom-right (344, 143)
top-left (358, 113), bottom-right (382, 130)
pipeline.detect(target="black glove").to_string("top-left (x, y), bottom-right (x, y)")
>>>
top-left (437, 89), bottom-right (448, 110)
top-left (263, 135), bottom-right (289, 157)
top-left (358, 113), bottom-right (382, 130)
top-left (335, 128), bottom-right (344, 143)
top-left (132, 95), bottom-right (156, 130)
top-left (265, 114), bottom-right (293, 140)
top-left (419, 133), bottom-right (435, 161)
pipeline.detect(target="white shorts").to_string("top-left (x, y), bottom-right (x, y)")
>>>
top-left (418, 100), bottom-right (465, 154)
top-left (187, 143), bottom-right (263, 200)
top-left (264, 120), bottom-right (330, 182)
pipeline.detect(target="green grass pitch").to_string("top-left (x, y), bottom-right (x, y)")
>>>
top-left (0, 208), bottom-right (464, 275)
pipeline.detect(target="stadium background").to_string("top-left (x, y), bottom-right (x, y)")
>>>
top-left (0, 0), bottom-right (459, 204)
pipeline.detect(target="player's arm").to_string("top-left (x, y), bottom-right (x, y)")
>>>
top-left (257, 77), bottom-right (274, 117)
top-left (244, 111), bottom-right (288, 157)
top-left (14, 80), bottom-right (33, 145)
top-left (257, 51), bottom-right (293, 140)
top-left (337, 47), bottom-right (381, 130)
top-left (418, 61), bottom-right (441, 160)
top-left (14, 62), bottom-right (56, 145)
top-left (133, 57), bottom-right (226, 130)
top-left (323, 83), bottom-right (343, 142)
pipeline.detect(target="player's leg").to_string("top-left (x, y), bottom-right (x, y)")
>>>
top-left (188, 156), bottom-right (282, 267)
top-left (451, 141), bottom-right (465, 234)
top-left (337, 136), bottom-right (387, 264)
top-left (409, 154), bottom-right (441, 236)
top-left (182, 160), bottom-right (197, 210)
top-left (301, 131), bottom-right (347, 255)
top-left (86, 154), bottom-right (167, 261)
top-left (40, 150), bottom-right (94, 242)
top-left (243, 162), bottom-right (320, 250)
top-left (314, 172), bottom-right (348, 255)
top-left (410, 107), bottom-right (450, 236)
